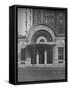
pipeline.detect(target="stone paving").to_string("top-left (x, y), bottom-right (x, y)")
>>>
top-left (18, 66), bottom-right (65, 82)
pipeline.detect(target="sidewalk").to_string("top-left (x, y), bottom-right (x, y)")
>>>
top-left (18, 66), bottom-right (65, 82)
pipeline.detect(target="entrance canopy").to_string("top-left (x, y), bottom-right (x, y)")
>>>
top-left (25, 43), bottom-right (55, 64)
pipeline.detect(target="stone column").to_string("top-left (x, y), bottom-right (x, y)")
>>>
top-left (36, 51), bottom-right (39, 64)
top-left (53, 46), bottom-right (58, 64)
top-left (44, 50), bottom-right (47, 64)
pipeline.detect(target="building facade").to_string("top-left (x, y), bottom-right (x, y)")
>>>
top-left (18, 8), bottom-right (65, 67)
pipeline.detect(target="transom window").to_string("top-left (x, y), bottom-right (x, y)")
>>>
top-left (39, 39), bottom-right (45, 43)
top-left (37, 36), bottom-right (47, 43)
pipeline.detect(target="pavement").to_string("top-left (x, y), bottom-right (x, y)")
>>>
top-left (18, 66), bottom-right (65, 82)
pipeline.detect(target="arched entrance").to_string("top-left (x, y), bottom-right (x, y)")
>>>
top-left (26, 25), bottom-right (55, 65)
top-left (21, 25), bottom-right (56, 65)
top-left (29, 30), bottom-right (54, 64)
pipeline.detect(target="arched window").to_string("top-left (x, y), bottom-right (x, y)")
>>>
top-left (37, 36), bottom-right (47, 43)
top-left (39, 39), bottom-right (45, 43)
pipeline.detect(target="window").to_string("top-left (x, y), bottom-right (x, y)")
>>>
top-left (21, 48), bottom-right (26, 61)
top-left (58, 47), bottom-right (64, 60)
top-left (39, 39), bottom-right (45, 43)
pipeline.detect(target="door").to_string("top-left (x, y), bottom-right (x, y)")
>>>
top-left (39, 47), bottom-right (44, 64)
top-left (44, 50), bottom-right (47, 64)
top-left (47, 47), bottom-right (53, 64)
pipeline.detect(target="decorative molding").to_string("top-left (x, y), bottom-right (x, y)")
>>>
top-left (27, 25), bottom-right (55, 44)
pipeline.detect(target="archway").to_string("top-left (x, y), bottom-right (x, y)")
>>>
top-left (26, 25), bottom-right (55, 44)
top-left (25, 25), bottom-right (56, 65)
top-left (31, 30), bottom-right (53, 43)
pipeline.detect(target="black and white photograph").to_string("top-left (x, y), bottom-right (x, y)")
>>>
top-left (0, 0), bottom-right (69, 89)
top-left (17, 6), bottom-right (67, 82)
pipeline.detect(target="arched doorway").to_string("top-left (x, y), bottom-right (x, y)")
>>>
top-left (26, 28), bottom-right (55, 65)
top-left (30, 30), bottom-right (53, 64)
top-left (21, 25), bottom-right (56, 65)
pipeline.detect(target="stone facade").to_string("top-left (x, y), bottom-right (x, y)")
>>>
top-left (18, 8), bottom-right (65, 67)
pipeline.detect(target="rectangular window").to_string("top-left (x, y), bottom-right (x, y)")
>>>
top-left (58, 47), bottom-right (64, 60)
top-left (21, 48), bottom-right (26, 61)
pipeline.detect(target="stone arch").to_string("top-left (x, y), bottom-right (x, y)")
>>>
top-left (26, 25), bottom-right (55, 44)
top-left (31, 30), bottom-right (53, 43)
